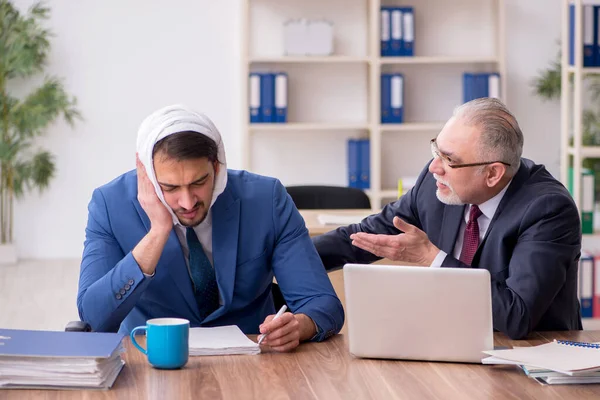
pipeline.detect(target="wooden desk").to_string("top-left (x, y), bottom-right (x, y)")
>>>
top-left (5, 331), bottom-right (600, 399)
top-left (299, 209), bottom-right (374, 237)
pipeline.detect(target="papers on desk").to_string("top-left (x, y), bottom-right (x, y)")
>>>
top-left (189, 325), bottom-right (260, 356)
top-left (520, 365), bottom-right (600, 385)
top-left (0, 328), bottom-right (125, 390)
top-left (482, 340), bottom-right (600, 385)
top-left (317, 213), bottom-right (366, 226)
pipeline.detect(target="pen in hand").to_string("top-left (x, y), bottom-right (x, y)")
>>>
top-left (258, 305), bottom-right (287, 345)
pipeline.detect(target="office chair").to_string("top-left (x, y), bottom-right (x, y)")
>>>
top-left (65, 284), bottom-right (287, 332)
top-left (285, 185), bottom-right (371, 210)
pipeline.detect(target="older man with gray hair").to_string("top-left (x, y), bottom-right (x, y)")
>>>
top-left (314, 97), bottom-right (582, 340)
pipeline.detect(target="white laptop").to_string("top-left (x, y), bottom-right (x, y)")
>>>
top-left (343, 264), bottom-right (494, 363)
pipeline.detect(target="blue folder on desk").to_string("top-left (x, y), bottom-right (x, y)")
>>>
top-left (0, 329), bottom-right (125, 390)
top-left (0, 328), bottom-right (124, 358)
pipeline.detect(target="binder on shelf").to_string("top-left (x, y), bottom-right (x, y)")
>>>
top-left (274, 72), bottom-right (288, 123)
top-left (594, 253), bottom-right (600, 318)
top-left (381, 73), bottom-right (403, 123)
top-left (380, 8), bottom-right (391, 57)
top-left (463, 73), bottom-right (484, 102)
top-left (249, 73), bottom-right (262, 123)
top-left (358, 139), bottom-right (370, 189)
top-left (463, 73), bottom-right (474, 103)
top-left (400, 7), bottom-right (414, 56)
top-left (567, 167), bottom-right (595, 233)
top-left (476, 73), bottom-right (489, 98)
top-left (582, 168), bottom-right (595, 233)
top-left (260, 73), bottom-right (275, 123)
top-left (390, 8), bottom-right (402, 57)
top-left (569, 4), bottom-right (596, 67)
top-left (390, 74), bottom-right (404, 123)
top-left (488, 73), bottom-right (501, 99)
top-left (462, 73), bottom-right (500, 103)
top-left (596, 6), bottom-right (600, 66)
top-left (381, 74), bottom-right (391, 123)
top-left (347, 139), bottom-right (360, 188)
top-left (579, 252), bottom-right (594, 318)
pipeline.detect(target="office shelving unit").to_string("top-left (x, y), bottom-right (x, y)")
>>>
top-left (564, 0), bottom-right (600, 329)
top-left (241, 0), bottom-right (506, 210)
top-left (561, 0), bottom-right (598, 215)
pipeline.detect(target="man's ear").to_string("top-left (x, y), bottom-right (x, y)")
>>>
top-left (485, 163), bottom-right (506, 187)
top-left (213, 161), bottom-right (220, 176)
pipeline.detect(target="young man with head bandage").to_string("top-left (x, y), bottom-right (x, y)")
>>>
top-left (77, 105), bottom-right (343, 352)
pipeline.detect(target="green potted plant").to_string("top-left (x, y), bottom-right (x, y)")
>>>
top-left (532, 49), bottom-right (600, 199)
top-left (0, 1), bottom-right (80, 263)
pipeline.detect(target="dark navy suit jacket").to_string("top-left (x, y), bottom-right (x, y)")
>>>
top-left (78, 169), bottom-right (344, 340)
top-left (313, 159), bottom-right (582, 339)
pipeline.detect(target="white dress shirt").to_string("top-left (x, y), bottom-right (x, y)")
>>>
top-left (430, 181), bottom-right (511, 267)
top-left (173, 210), bottom-right (214, 268)
top-left (141, 208), bottom-right (216, 276)
top-left (173, 210), bottom-right (223, 305)
top-left (142, 209), bottom-right (219, 304)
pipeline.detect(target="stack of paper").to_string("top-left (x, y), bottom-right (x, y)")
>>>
top-left (189, 325), bottom-right (260, 356)
top-left (520, 365), bottom-right (600, 385)
top-left (0, 328), bottom-right (125, 390)
top-left (482, 340), bottom-right (600, 385)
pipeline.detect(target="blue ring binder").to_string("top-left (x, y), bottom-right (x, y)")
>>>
top-left (556, 340), bottom-right (600, 348)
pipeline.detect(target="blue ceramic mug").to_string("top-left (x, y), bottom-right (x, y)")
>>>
top-left (130, 318), bottom-right (189, 369)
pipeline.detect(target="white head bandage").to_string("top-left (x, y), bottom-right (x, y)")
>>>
top-left (136, 104), bottom-right (227, 225)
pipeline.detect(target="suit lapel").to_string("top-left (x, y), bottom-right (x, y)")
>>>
top-left (132, 200), bottom-right (201, 321)
top-left (439, 204), bottom-right (466, 255)
top-left (203, 187), bottom-right (240, 323)
top-left (472, 162), bottom-right (529, 265)
top-left (479, 161), bottom-right (528, 247)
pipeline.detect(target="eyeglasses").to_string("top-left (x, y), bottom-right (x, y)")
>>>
top-left (430, 138), bottom-right (511, 169)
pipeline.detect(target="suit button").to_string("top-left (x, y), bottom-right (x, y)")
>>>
top-left (128, 279), bottom-right (135, 285)
top-left (115, 293), bottom-right (122, 300)
top-left (119, 288), bottom-right (126, 295)
top-left (124, 284), bottom-right (131, 291)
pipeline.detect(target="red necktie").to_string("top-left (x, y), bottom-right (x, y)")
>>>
top-left (459, 205), bottom-right (482, 266)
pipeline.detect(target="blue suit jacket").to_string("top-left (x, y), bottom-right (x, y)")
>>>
top-left (314, 159), bottom-right (582, 339)
top-left (78, 169), bottom-right (344, 340)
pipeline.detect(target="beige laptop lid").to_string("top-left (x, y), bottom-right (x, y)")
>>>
top-left (343, 264), bottom-right (494, 363)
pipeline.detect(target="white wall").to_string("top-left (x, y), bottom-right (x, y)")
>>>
top-left (505, 0), bottom-right (562, 174)
top-left (10, 0), bottom-right (561, 259)
top-left (11, 0), bottom-right (242, 258)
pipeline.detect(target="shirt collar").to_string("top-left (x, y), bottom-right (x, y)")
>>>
top-left (466, 179), bottom-right (512, 221)
top-left (175, 208), bottom-right (213, 232)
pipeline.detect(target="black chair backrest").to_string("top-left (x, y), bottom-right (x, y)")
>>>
top-left (285, 185), bottom-right (371, 210)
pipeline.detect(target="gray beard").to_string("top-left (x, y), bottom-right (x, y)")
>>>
top-left (435, 188), bottom-right (464, 206)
